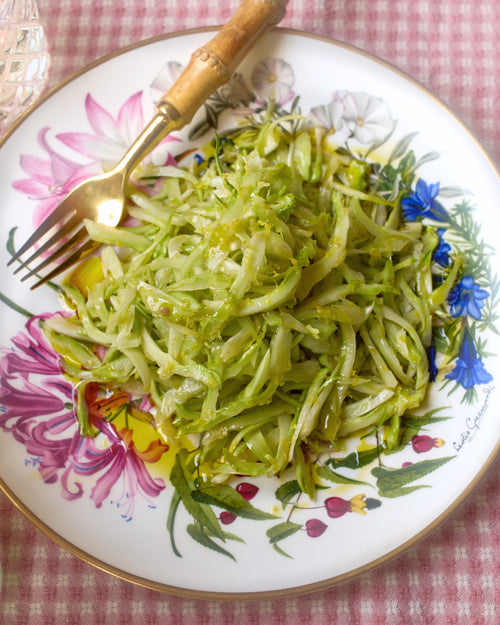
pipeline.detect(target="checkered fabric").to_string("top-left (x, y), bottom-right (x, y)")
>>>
top-left (36, 0), bottom-right (500, 168)
top-left (1, 0), bottom-right (499, 623)
top-left (0, 461), bottom-right (498, 624)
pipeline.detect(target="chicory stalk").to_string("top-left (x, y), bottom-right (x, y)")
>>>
top-left (43, 114), bottom-right (456, 495)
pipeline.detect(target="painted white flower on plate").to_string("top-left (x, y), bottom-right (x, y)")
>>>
top-left (308, 91), bottom-right (396, 145)
top-left (150, 61), bottom-right (184, 102)
top-left (338, 91), bottom-right (395, 144)
top-left (217, 73), bottom-right (254, 107)
top-left (307, 101), bottom-right (351, 145)
top-left (150, 60), bottom-right (252, 113)
top-left (250, 58), bottom-right (295, 105)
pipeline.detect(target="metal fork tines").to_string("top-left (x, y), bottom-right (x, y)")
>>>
top-left (7, 161), bottom-right (129, 289)
top-left (7, 200), bottom-right (98, 289)
top-left (7, 0), bottom-right (291, 289)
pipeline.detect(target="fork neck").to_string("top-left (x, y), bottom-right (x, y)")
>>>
top-left (117, 101), bottom-right (185, 181)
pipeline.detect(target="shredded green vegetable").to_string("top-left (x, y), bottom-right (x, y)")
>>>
top-left (43, 115), bottom-right (458, 495)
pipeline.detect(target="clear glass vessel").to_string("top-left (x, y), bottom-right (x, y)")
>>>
top-left (0, 0), bottom-right (50, 132)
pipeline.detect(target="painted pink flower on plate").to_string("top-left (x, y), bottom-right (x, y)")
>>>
top-left (236, 482), bottom-right (259, 501)
top-left (12, 92), bottom-right (181, 231)
top-left (12, 127), bottom-right (88, 228)
top-left (220, 511), bottom-right (237, 525)
top-left (0, 314), bottom-right (169, 520)
top-left (411, 434), bottom-right (445, 454)
top-left (305, 518), bottom-right (327, 537)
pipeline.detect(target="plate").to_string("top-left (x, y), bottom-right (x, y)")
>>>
top-left (0, 28), bottom-right (499, 599)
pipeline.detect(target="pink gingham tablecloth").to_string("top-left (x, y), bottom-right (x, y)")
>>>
top-left (1, 1), bottom-right (500, 623)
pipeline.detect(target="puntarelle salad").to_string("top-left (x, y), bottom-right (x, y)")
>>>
top-left (42, 110), bottom-right (459, 501)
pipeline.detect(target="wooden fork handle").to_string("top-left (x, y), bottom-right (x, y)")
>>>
top-left (157, 0), bottom-right (289, 124)
top-left (116, 0), bottom-right (288, 178)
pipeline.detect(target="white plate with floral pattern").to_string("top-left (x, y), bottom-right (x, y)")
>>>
top-left (0, 29), bottom-right (499, 598)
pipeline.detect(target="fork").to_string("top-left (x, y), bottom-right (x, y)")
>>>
top-left (8, 0), bottom-right (289, 289)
